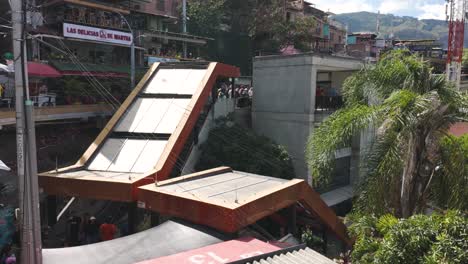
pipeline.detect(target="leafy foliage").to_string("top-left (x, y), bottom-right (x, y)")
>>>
top-left (186, 0), bottom-right (316, 52)
top-left (333, 11), bottom-right (457, 48)
top-left (301, 227), bottom-right (325, 253)
top-left (306, 50), bottom-right (468, 217)
top-left (195, 117), bottom-right (295, 180)
top-left (185, 0), bottom-right (226, 37)
top-left (347, 211), bottom-right (468, 264)
top-left (430, 135), bottom-right (468, 211)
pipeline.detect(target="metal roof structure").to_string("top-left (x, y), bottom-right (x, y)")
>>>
top-left (137, 237), bottom-right (283, 264)
top-left (242, 246), bottom-right (335, 264)
top-left (138, 167), bottom-right (351, 246)
top-left (42, 220), bottom-right (228, 264)
top-left (39, 62), bottom-right (240, 201)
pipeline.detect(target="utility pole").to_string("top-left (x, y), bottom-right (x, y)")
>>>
top-left (182, 0), bottom-right (187, 58)
top-left (11, 0), bottom-right (42, 263)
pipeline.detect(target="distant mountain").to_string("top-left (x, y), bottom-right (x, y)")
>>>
top-left (333, 11), bottom-right (468, 48)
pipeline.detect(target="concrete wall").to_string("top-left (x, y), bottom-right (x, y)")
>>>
top-left (252, 54), bottom-right (363, 185)
top-left (181, 98), bottom-right (235, 175)
top-left (331, 71), bottom-right (355, 93)
top-left (252, 55), bottom-right (316, 183)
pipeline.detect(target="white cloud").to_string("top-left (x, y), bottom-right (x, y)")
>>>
top-left (308, 0), bottom-right (448, 20)
top-left (378, 0), bottom-right (410, 14)
top-left (308, 0), bottom-right (373, 14)
top-left (417, 4), bottom-right (446, 20)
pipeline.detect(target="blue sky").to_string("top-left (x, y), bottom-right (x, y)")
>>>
top-left (308, 0), bottom-right (447, 19)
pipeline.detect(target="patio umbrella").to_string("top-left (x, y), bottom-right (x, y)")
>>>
top-left (0, 63), bottom-right (13, 73)
top-left (0, 160), bottom-right (10, 171)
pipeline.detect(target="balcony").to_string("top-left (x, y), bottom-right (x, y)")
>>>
top-left (315, 95), bottom-right (344, 112)
top-left (44, 0), bottom-right (131, 15)
top-left (0, 104), bottom-right (113, 127)
top-left (62, 5), bottom-right (130, 31)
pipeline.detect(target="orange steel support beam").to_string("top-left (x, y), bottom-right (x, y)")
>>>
top-left (138, 170), bottom-right (351, 247)
top-left (39, 173), bottom-right (134, 202)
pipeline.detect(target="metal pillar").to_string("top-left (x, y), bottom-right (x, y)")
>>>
top-left (287, 205), bottom-right (297, 236)
top-left (25, 100), bottom-right (42, 264)
top-left (46, 195), bottom-right (57, 226)
top-left (131, 42), bottom-right (135, 88)
top-left (182, 0), bottom-right (187, 58)
top-left (128, 202), bottom-right (137, 234)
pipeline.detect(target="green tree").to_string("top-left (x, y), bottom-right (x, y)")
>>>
top-left (430, 135), bottom-right (468, 211)
top-left (186, 0), bottom-right (316, 52)
top-left (195, 117), bottom-right (295, 180)
top-left (462, 48), bottom-right (468, 67)
top-left (347, 211), bottom-right (468, 264)
top-left (306, 50), bottom-right (468, 217)
top-left (186, 0), bottom-right (226, 37)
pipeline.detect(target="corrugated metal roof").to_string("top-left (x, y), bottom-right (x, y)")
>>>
top-left (153, 170), bottom-right (288, 206)
top-left (247, 247), bottom-right (335, 264)
top-left (320, 185), bottom-right (353, 207)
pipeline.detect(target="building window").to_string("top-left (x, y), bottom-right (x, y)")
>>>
top-left (157, 0), bottom-right (165, 11)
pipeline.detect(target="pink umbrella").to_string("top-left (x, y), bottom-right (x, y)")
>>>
top-left (27, 62), bottom-right (62, 78)
top-left (281, 45), bottom-right (301, 55)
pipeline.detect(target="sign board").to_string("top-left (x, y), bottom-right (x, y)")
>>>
top-left (63, 23), bottom-right (133, 46)
top-left (137, 238), bottom-right (282, 264)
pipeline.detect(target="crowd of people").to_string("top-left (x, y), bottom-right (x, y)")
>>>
top-left (216, 83), bottom-right (253, 99)
top-left (63, 213), bottom-right (119, 247)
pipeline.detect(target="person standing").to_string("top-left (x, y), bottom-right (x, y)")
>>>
top-left (0, 83), bottom-right (4, 99)
top-left (99, 216), bottom-right (117, 241)
top-left (66, 213), bottom-right (82, 246)
top-left (84, 216), bottom-right (100, 244)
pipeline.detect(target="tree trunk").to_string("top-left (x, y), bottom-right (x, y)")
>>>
top-left (400, 130), bottom-right (439, 217)
top-left (400, 135), bottom-right (419, 218)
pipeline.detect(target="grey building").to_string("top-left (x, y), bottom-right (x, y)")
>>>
top-left (252, 53), bottom-right (364, 198)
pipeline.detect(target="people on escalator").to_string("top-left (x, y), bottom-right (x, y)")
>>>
top-left (84, 216), bottom-right (100, 244)
top-left (65, 212), bottom-right (82, 247)
top-left (99, 216), bottom-right (117, 241)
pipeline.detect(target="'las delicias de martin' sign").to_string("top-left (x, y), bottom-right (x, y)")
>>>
top-left (63, 23), bottom-right (133, 46)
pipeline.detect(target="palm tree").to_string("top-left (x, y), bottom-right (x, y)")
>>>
top-left (306, 50), bottom-right (468, 217)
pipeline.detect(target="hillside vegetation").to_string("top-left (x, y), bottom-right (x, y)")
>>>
top-left (334, 11), bottom-right (468, 48)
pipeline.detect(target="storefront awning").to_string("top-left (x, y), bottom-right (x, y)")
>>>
top-left (28, 62), bottom-right (62, 78)
top-left (50, 61), bottom-right (129, 78)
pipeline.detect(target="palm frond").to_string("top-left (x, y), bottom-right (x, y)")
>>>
top-left (306, 104), bottom-right (381, 185)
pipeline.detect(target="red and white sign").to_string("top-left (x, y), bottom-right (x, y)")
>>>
top-left (63, 23), bottom-right (133, 46)
top-left (136, 238), bottom-right (282, 264)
